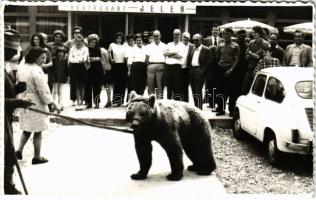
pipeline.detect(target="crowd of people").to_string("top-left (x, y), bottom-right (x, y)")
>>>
top-left (14, 26), bottom-right (315, 114)
top-left (16, 26), bottom-right (314, 113)
top-left (3, 24), bottom-right (313, 194)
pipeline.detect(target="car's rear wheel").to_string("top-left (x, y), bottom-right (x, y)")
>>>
top-left (266, 134), bottom-right (282, 166)
top-left (232, 110), bottom-right (245, 140)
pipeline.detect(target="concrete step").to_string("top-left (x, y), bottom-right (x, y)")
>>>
top-left (15, 105), bottom-right (233, 129)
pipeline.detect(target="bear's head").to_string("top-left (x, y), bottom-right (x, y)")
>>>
top-left (126, 91), bottom-right (157, 132)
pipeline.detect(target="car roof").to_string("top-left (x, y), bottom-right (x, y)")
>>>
top-left (259, 67), bottom-right (314, 82)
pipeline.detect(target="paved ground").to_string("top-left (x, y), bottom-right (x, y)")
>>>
top-left (12, 124), bottom-right (226, 199)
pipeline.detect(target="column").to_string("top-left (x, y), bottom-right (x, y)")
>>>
top-left (67, 11), bottom-right (72, 40)
top-left (184, 14), bottom-right (189, 32)
top-left (125, 13), bottom-right (129, 35)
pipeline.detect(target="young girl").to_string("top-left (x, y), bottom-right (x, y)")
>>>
top-left (52, 46), bottom-right (69, 110)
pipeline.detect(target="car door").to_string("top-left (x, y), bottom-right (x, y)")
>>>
top-left (257, 77), bottom-right (287, 140)
top-left (241, 74), bottom-right (267, 135)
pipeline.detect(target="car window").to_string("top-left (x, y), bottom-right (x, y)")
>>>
top-left (265, 77), bottom-right (285, 103)
top-left (295, 81), bottom-right (313, 99)
top-left (251, 74), bottom-right (267, 97)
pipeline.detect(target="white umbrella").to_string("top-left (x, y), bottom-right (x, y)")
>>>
top-left (283, 22), bottom-right (313, 34)
top-left (219, 18), bottom-right (278, 33)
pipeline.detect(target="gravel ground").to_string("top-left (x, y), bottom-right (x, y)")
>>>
top-left (211, 127), bottom-right (313, 194)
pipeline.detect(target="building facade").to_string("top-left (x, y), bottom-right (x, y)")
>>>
top-left (4, 1), bottom-right (313, 50)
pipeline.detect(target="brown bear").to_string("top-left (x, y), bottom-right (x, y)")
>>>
top-left (126, 91), bottom-right (216, 181)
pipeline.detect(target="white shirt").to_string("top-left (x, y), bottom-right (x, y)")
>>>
top-left (108, 43), bottom-right (125, 63)
top-left (124, 43), bottom-right (134, 59)
top-left (68, 45), bottom-right (89, 63)
top-left (191, 45), bottom-right (202, 67)
top-left (181, 42), bottom-right (190, 68)
top-left (127, 45), bottom-right (147, 65)
top-left (165, 42), bottom-right (185, 65)
top-left (146, 41), bottom-right (167, 63)
top-left (289, 44), bottom-right (302, 66)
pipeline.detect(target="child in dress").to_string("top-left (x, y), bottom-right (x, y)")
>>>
top-left (52, 46), bottom-right (69, 110)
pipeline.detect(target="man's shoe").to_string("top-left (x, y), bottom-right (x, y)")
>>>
top-left (16, 151), bottom-right (22, 160)
top-left (32, 157), bottom-right (48, 165)
top-left (4, 184), bottom-right (22, 195)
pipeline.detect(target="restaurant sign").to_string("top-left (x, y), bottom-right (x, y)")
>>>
top-left (58, 2), bottom-right (196, 14)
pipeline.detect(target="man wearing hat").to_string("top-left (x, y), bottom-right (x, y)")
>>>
top-left (4, 29), bottom-right (34, 194)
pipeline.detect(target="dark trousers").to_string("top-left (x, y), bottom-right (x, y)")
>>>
top-left (230, 66), bottom-right (247, 113)
top-left (205, 78), bottom-right (216, 108)
top-left (69, 64), bottom-right (76, 102)
top-left (189, 67), bottom-right (206, 109)
top-left (165, 64), bottom-right (185, 101)
top-left (182, 68), bottom-right (189, 102)
top-left (112, 63), bottom-right (127, 105)
top-left (70, 81), bottom-right (76, 102)
top-left (129, 62), bottom-right (147, 96)
top-left (4, 116), bottom-right (16, 192)
top-left (215, 65), bottom-right (235, 114)
top-left (85, 82), bottom-right (102, 106)
top-left (241, 67), bottom-right (255, 95)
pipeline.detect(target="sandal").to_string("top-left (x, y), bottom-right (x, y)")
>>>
top-left (32, 157), bottom-right (48, 165)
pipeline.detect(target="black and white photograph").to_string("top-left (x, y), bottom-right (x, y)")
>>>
top-left (0, 0), bottom-right (315, 199)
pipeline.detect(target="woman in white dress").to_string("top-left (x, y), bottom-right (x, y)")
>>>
top-left (16, 47), bottom-right (60, 165)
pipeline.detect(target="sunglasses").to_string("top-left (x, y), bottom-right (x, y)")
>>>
top-left (74, 31), bottom-right (81, 34)
top-left (192, 39), bottom-right (200, 42)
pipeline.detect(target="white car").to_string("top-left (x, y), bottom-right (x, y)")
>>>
top-left (233, 67), bottom-right (314, 165)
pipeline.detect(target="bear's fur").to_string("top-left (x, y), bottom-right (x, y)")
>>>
top-left (126, 91), bottom-right (216, 181)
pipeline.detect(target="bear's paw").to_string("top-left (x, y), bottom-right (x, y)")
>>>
top-left (131, 173), bottom-right (147, 180)
top-left (166, 173), bottom-right (183, 181)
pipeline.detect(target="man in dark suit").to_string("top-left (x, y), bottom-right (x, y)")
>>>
top-left (181, 32), bottom-right (194, 102)
top-left (188, 34), bottom-right (212, 109)
top-left (203, 27), bottom-right (224, 48)
top-left (283, 30), bottom-right (312, 67)
top-left (4, 29), bottom-right (34, 194)
top-left (269, 33), bottom-right (284, 63)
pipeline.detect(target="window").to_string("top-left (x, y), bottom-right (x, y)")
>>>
top-left (195, 6), bottom-right (221, 17)
top-left (251, 74), bottom-right (267, 97)
top-left (230, 7), bottom-right (267, 19)
top-left (265, 77), bottom-right (285, 103)
top-left (4, 5), bottom-right (28, 13)
top-left (4, 16), bottom-right (30, 49)
top-left (36, 17), bottom-right (68, 41)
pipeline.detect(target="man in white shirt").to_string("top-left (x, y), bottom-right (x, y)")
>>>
top-left (181, 32), bottom-right (194, 102)
top-left (127, 34), bottom-right (147, 95)
top-left (164, 29), bottom-right (186, 101)
top-left (146, 30), bottom-right (167, 99)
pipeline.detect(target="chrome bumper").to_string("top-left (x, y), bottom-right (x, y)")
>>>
top-left (283, 140), bottom-right (313, 154)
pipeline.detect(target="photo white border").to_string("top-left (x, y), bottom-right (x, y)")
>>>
top-left (0, 0), bottom-right (315, 199)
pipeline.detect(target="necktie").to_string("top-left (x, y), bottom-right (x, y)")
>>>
top-left (214, 37), bottom-right (217, 46)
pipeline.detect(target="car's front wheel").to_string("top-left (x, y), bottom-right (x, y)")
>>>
top-left (267, 135), bottom-right (282, 166)
top-left (232, 110), bottom-right (245, 140)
